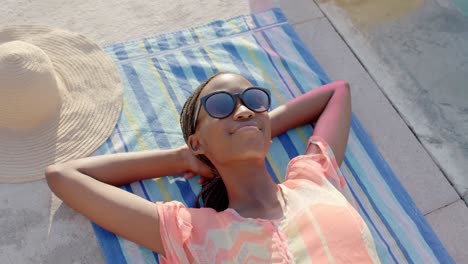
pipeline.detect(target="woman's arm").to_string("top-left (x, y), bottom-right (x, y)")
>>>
top-left (45, 146), bottom-right (212, 257)
top-left (49, 147), bottom-right (186, 186)
top-left (269, 80), bottom-right (351, 165)
top-left (46, 166), bottom-right (167, 256)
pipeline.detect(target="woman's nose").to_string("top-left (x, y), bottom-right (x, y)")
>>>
top-left (232, 102), bottom-right (255, 120)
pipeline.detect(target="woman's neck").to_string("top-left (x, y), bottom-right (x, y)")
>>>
top-left (216, 159), bottom-right (279, 214)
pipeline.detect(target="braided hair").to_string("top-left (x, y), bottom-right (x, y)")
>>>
top-left (180, 72), bottom-right (230, 212)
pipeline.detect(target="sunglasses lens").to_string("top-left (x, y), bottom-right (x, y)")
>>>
top-left (243, 88), bottom-right (270, 112)
top-left (205, 92), bottom-right (235, 118)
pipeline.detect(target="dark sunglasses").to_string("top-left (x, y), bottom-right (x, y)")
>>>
top-left (192, 87), bottom-right (271, 130)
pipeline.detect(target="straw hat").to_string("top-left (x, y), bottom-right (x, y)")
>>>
top-left (0, 25), bottom-right (123, 183)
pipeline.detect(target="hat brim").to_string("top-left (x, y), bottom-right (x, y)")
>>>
top-left (0, 25), bottom-right (122, 183)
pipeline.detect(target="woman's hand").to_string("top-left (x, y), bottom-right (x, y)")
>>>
top-left (177, 145), bottom-right (215, 184)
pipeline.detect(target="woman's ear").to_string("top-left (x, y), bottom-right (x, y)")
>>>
top-left (188, 134), bottom-right (205, 155)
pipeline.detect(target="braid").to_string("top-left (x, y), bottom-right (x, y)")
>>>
top-left (180, 71), bottom-right (230, 212)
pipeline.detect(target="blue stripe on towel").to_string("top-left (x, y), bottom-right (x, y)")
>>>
top-left (91, 222), bottom-right (128, 264)
top-left (174, 176), bottom-right (198, 206)
top-left (221, 42), bottom-right (259, 86)
top-left (345, 149), bottom-right (413, 263)
top-left (157, 34), bottom-right (170, 51)
top-left (280, 23), bottom-right (330, 85)
top-left (277, 133), bottom-right (299, 159)
top-left (251, 35), bottom-right (296, 98)
top-left (182, 49), bottom-right (208, 82)
top-left (149, 57), bottom-right (183, 112)
top-left (346, 180), bottom-right (399, 263)
top-left (351, 114), bottom-right (454, 263)
top-left (164, 53), bottom-right (195, 100)
top-left (113, 43), bottom-right (129, 61)
top-left (143, 38), bottom-right (153, 54)
top-left (258, 31), bottom-right (306, 94)
top-left (174, 31), bottom-right (188, 47)
top-left (121, 64), bottom-right (171, 149)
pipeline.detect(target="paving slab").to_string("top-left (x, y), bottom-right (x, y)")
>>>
top-left (292, 17), bottom-right (459, 215)
top-left (314, 0), bottom-right (468, 203)
top-left (274, 0), bottom-right (324, 23)
top-left (426, 199), bottom-right (468, 264)
top-left (0, 182), bottom-right (103, 263)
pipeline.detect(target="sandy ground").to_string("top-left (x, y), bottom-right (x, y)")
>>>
top-left (2, 0), bottom-right (255, 46)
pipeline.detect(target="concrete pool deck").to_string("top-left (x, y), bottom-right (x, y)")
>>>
top-left (1, 0), bottom-right (467, 262)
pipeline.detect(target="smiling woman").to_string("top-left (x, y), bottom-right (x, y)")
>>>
top-left (46, 71), bottom-right (381, 263)
top-left (181, 72), bottom-right (275, 212)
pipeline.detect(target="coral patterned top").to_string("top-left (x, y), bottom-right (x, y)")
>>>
top-left (156, 136), bottom-right (380, 263)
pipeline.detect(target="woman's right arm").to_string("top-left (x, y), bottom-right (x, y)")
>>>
top-left (49, 147), bottom-right (189, 186)
top-left (269, 81), bottom-right (351, 165)
top-left (45, 146), bottom-right (212, 257)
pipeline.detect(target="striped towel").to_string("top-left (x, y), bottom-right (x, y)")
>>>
top-left (91, 8), bottom-right (453, 264)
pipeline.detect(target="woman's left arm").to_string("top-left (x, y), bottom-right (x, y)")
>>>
top-left (269, 80), bottom-right (351, 165)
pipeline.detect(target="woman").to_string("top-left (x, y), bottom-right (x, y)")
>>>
top-left (46, 72), bottom-right (380, 263)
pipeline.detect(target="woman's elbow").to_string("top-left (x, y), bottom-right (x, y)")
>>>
top-left (45, 163), bottom-right (62, 178)
top-left (45, 164), bottom-right (70, 192)
top-left (334, 80), bottom-right (350, 91)
top-left (333, 81), bottom-right (351, 101)
top-left (45, 164), bottom-right (60, 188)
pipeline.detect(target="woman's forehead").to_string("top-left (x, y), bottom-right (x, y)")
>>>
top-left (201, 73), bottom-right (252, 97)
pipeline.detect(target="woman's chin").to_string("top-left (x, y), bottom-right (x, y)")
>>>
top-left (230, 148), bottom-right (266, 161)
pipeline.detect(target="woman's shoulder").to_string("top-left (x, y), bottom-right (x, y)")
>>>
top-left (284, 135), bottom-right (346, 190)
top-left (155, 200), bottom-right (236, 226)
top-left (155, 200), bottom-right (218, 214)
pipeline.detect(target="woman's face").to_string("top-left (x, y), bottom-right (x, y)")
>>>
top-left (188, 73), bottom-right (272, 166)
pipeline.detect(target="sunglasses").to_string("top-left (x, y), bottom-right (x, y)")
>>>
top-left (192, 87), bottom-right (271, 130)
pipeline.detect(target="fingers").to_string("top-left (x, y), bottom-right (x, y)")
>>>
top-left (184, 172), bottom-right (206, 185)
top-left (183, 170), bottom-right (214, 185)
top-left (202, 166), bottom-right (215, 179)
top-left (183, 172), bottom-right (195, 179)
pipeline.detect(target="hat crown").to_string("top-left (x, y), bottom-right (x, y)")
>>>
top-left (0, 41), bottom-right (61, 130)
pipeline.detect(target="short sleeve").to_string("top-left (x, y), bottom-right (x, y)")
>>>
top-left (155, 201), bottom-right (193, 263)
top-left (286, 135), bottom-right (358, 208)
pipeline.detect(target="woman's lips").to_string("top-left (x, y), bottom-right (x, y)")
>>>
top-left (235, 125), bottom-right (259, 133)
top-left (230, 121), bottom-right (261, 134)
